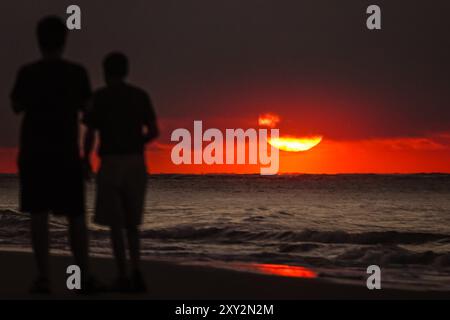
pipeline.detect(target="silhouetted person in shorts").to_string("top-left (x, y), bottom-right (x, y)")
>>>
top-left (10, 16), bottom-right (93, 293)
top-left (83, 52), bottom-right (159, 292)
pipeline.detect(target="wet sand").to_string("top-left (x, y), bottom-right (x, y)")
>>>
top-left (0, 250), bottom-right (449, 299)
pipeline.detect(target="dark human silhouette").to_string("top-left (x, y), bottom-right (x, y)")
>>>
top-left (83, 52), bottom-right (159, 292)
top-left (10, 16), bottom-right (93, 294)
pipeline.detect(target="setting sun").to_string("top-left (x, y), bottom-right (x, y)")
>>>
top-left (269, 136), bottom-right (323, 152)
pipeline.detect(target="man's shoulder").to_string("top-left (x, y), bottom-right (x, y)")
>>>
top-left (63, 60), bottom-right (88, 75)
top-left (125, 84), bottom-right (150, 99)
top-left (95, 84), bottom-right (150, 100)
top-left (16, 60), bottom-right (40, 75)
top-left (18, 59), bottom-right (88, 75)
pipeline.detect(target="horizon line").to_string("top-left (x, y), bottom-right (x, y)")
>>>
top-left (0, 172), bottom-right (449, 176)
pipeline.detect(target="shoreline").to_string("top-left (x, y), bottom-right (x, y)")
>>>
top-left (1, 250), bottom-right (449, 299)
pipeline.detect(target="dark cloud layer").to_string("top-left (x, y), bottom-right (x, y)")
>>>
top-left (1, 0), bottom-right (449, 146)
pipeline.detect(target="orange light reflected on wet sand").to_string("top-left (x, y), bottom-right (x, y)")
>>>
top-left (236, 263), bottom-right (317, 279)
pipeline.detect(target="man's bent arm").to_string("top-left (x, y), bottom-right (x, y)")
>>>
top-left (11, 100), bottom-right (25, 114)
top-left (83, 128), bottom-right (96, 160)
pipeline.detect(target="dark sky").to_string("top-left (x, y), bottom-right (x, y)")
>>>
top-left (1, 0), bottom-right (450, 147)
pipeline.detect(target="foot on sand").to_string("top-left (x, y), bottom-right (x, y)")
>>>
top-left (77, 276), bottom-right (107, 295)
top-left (111, 276), bottom-right (131, 293)
top-left (29, 277), bottom-right (51, 294)
top-left (131, 269), bottom-right (147, 293)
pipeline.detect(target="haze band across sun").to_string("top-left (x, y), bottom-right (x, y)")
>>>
top-left (169, 114), bottom-right (322, 175)
top-left (258, 113), bottom-right (323, 152)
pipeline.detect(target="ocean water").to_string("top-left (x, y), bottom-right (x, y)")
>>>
top-left (1, 174), bottom-right (450, 290)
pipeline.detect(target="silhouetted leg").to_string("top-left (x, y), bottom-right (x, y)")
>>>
top-left (126, 225), bottom-right (141, 272)
top-left (110, 224), bottom-right (127, 278)
top-left (68, 215), bottom-right (89, 278)
top-left (127, 225), bottom-right (146, 292)
top-left (30, 212), bottom-right (50, 280)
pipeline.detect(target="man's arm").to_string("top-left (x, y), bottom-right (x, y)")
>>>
top-left (143, 94), bottom-right (159, 143)
top-left (11, 100), bottom-right (25, 114)
top-left (82, 97), bottom-right (97, 180)
top-left (143, 119), bottom-right (159, 143)
top-left (82, 127), bottom-right (96, 180)
top-left (11, 67), bottom-right (28, 114)
top-left (84, 128), bottom-right (96, 160)
top-left (78, 66), bottom-right (93, 112)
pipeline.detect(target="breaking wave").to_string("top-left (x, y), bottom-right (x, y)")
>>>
top-left (1, 209), bottom-right (449, 246)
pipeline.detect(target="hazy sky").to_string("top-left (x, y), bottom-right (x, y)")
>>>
top-left (1, 0), bottom-right (450, 173)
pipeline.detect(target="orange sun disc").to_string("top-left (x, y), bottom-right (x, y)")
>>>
top-left (269, 136), bottom-right (323, 152)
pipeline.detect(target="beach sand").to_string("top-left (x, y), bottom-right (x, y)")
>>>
top-left (0, 251), bottom-right (450, 300)
top-left (0, 250), bottom-right (449, 300)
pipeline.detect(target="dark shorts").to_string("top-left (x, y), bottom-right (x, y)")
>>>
top-left (95, 155), bottom-right (147, 227)
top-left (18, 154), bottom-right (85, 216)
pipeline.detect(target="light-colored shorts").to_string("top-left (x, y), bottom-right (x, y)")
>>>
top-left (95, 155), bottom-right (147, 227)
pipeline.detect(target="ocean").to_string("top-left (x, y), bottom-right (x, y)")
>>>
top-left (1, 174), bottom-right (450, 290)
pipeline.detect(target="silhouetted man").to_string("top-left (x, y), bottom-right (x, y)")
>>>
top-left (10, 16), bottom-right (92, 293)
top-left (83, 52), bottom-right (158, 292)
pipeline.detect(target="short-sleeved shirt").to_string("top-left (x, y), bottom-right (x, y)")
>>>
top-left (10, 59), bottom-right (91, 215)
top-left (83, 83), bottom-right (156, 156)
top-left (11, 59), bottom-right (91, 161)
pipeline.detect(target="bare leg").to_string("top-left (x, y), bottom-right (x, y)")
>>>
top-left (30, 212), bottom-right (50, 280)
top-left (68, 215), bottom-right (90, 278)
top-left (126, 225), bottom-right (141, 272)
top-left (110, 224), bottom-right (127, 278)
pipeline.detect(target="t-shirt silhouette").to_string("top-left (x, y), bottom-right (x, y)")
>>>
top-left (10, 59), bottom-right (91, 215)
top-left (83, 83), bottom-right (156, 156)
top-left (11, 59), bottom-right (91, 160)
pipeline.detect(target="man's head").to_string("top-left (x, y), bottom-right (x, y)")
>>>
top-left (37, 16), bottom-right (67, 57)
top-left (103, 52), bottom-right (129, 85)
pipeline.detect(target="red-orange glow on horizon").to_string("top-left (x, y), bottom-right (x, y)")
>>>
top-left (1, 133), bottom-right (450, 174)
top-left (248, 263), bottom-right (317, 278)
top-left (269, 136), bottom-right (323, 152)
top-left (258, 113), bottom-right (280, 128)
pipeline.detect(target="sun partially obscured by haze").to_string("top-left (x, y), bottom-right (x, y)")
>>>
top-left (269, 136), bottom-right (323, 152)
top-left (259, 113), bottom-right (323, 152)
